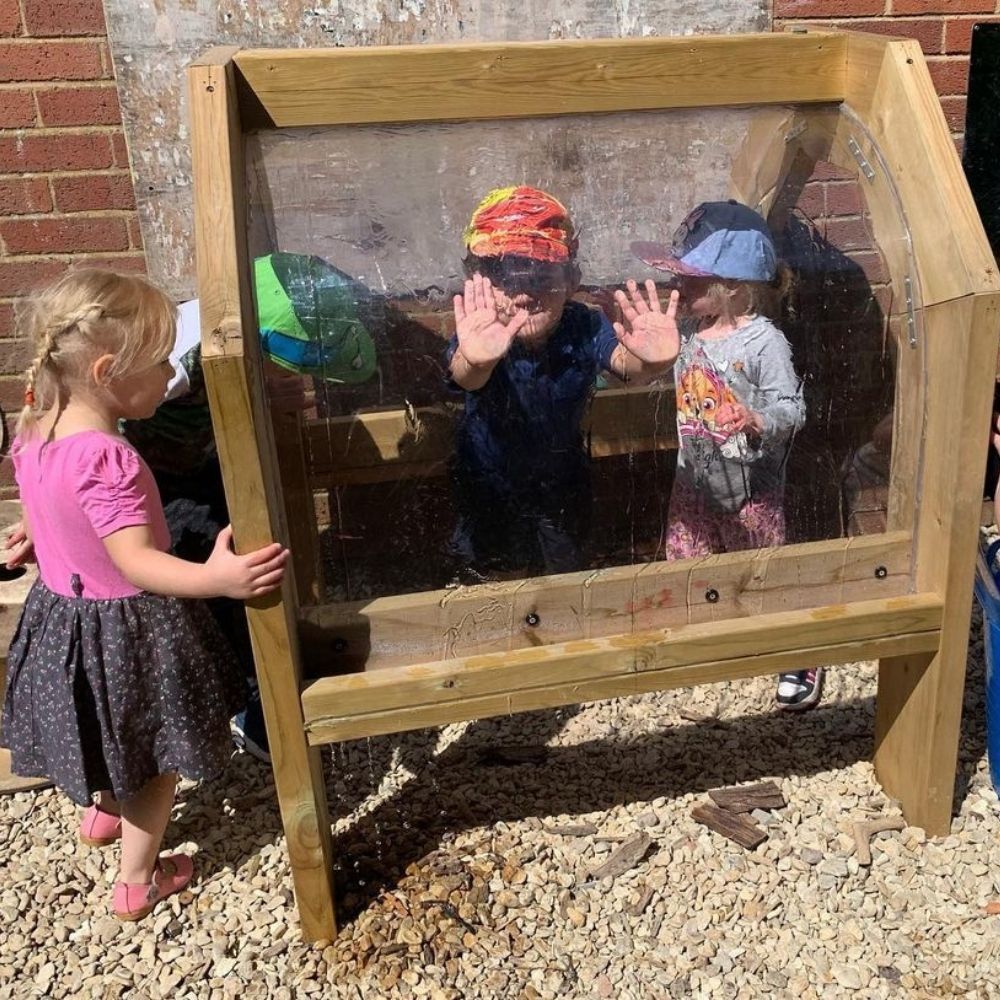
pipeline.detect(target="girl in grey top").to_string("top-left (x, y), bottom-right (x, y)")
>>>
top-left (625, 200), bottom-right (817, 710)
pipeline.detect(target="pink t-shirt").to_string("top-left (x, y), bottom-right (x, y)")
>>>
top-left (13, 430), bottom-right (171, 599)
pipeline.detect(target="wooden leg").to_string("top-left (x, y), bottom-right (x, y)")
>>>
top-left (873, 641), bottom-right (967, 836)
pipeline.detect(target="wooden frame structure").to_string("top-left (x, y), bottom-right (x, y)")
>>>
top-left (188, 31), bottom-right (1000, 940)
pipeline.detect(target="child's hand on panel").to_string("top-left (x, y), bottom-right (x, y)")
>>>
top-left (453, 273), bottom-right (528, 368)
top-left (613, 280), bottom-right (680, 366)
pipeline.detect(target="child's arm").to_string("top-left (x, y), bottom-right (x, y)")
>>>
top-left (609, 280), bottom-right (681, 381)
top-left (103, 523), bottom-right (287, 600)
top-left (450, 274), bottom-right (528, 391)
top-left (719, 330), bottom-right (805, 450)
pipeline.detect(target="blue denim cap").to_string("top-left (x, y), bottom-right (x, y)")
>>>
top-left (631, 200), bottom-right (777, 282)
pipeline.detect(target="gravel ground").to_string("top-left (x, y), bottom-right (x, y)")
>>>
top-left (2, 611), bottom-right (999, 1000)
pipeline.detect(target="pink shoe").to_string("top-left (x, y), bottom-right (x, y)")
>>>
top-left (113, 854), bottom-right (194, 922)
top-left (79, 804), bottom-right (122, 847)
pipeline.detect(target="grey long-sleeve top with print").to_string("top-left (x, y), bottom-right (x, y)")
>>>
top-left (671, 315), bottom-right (805, 515)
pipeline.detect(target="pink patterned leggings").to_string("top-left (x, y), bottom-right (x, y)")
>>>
top-left (662, 482), bottom-right (786, 559)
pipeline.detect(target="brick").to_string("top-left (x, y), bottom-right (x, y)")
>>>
top-left (0, 259), bottom-right (69, 297)
top-left (0, 177), bottom-right (52, 215)
top-left (0, 41), bottom-right (104, 82)
top-left (111, 131), bottom-right (130, 168)
top-left (0, 0), bottom-right (20, 37)
top-left (36, 85), bottom-right (121, 126)
top-left (809, 160), bottom-right (854, 183)
top-left (83, 253), bottom-right (147, 274)
top-left (0, 376), bottom-right (29, 413)
top-left (22, 0), bottom-right (106, 36)
top-left (794, 181), bottom-right (826, 218)
top-left (0, 132), bottom-right (112, 172)
top-left (0, 217), bottom-right (130, 255)
top-left (0, 89), bottom-right (36, 128)
top-left (127, 217), bottom-right (143, 249)
top-left (945, 17), bottom-right (1000, 53)
top-left (847, 250), bottom-right (889, 284)
top-left (0, 338), bottom-right (36, 375)
top-left (826, 181), bottom-right (866, 217)
top-left (0, 304), bottom-right (14, 340)
top-left (819, 16), bottom-right (943, 53)
top-left (938, 95), bottom-right (968, 132)
top-left (892, 0), bottom-right (994, 13)
top-left (824, 217), bottom-right (875, 251)
top-left (776, 0), bottom-right (885, 15)
top-left (51, 173), bottom-right (135, 212)
top-left (927, 56), bottom-right (970, 95)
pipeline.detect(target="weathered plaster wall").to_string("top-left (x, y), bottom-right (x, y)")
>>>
top-left (103, 0), bottom-right (770, 299)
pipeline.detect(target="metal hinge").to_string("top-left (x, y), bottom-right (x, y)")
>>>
top-left (904, 274), bottom-right (917, 348)
top-left (847, 137), bottom-right (876, 182)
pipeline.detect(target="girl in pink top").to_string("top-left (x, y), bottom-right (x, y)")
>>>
top-left (0, 270), bottom-right (288, 922)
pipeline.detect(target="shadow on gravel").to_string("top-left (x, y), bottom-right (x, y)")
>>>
top-left (165, 633), bottom-right (990, 923)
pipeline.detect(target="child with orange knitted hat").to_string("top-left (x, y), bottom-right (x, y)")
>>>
top-left (447, 185), bottom-right (678, 578)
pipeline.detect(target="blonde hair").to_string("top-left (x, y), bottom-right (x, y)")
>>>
top-left (16, 269), bottom-right (176, 435)
top-left (697, 262), bottom-right (795, 324)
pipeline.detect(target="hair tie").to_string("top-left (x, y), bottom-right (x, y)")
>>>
top-left (24, 388), bottom-right (35, 407)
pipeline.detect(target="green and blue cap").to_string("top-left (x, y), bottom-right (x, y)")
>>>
top-left (254, 252), bottom-right (376, 384)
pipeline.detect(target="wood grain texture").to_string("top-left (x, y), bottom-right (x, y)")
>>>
top-left (301, 531), bottom-right (913, 671)
top-left (875, 293), bottom-right (1000, 835)
top-left (234, 34), bottom-right (847, 128)
top-left (189, 52), bottom-right (337, 941)
top-left (301, 592), bottom-right (942, 743)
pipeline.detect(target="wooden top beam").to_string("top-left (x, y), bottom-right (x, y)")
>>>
top-left (233, 33), bottom-right (847, 128)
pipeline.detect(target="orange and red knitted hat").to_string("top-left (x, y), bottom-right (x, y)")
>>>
top-left (463, 186), bottom-right (577, 264)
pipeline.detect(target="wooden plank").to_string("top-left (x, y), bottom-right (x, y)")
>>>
top-left (843, 34), bottom-right (1000, 306)
top-left (234, 34), bottom-right (847, 129)
top-left (691, 804), bottom-right (767, 849)
top-left (301, 531), bottom-right (911, 670)
top-left (304, 387), bottom-right (678, 486)
top-left (708, 782), bottom-right (786, 813)
top-left (301, 594), bottom-right (942, 744)
top-left (875, 292), bottom-right (1000, 835)
top-left (188, 52), bottom-right (337, 942)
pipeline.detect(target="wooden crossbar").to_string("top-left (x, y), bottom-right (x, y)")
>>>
top-left (301, 592), bottom-right (943, 743)
top-left (234, 33), bottom-right (847, 128)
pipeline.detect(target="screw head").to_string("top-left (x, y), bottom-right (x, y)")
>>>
top-left (705, 588), bottom-right (720, 604)
top-left (525, 612), bottom-right (540, 627)
top-left (332, 637), bottom-right (348, 653)
top-left (875, 566), bottom-right (888, 579)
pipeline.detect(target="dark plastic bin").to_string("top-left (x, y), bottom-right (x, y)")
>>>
top-left (973, 538), bottom-right (1000, 794)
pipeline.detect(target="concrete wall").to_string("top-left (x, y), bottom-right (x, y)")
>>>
top-left (103, 0), bottom-right (770, 300)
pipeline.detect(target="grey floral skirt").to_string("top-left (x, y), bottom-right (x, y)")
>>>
top-left (1, 580), bottom-right (246, 806)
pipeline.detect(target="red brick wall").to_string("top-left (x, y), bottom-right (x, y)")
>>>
top-left (0, 0), bottom-right (146, 497)
top-left (774, 0), bottom-right (1000, 146)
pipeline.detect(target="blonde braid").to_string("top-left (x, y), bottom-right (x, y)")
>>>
top-left (16, 301), bottom-right (106, 435)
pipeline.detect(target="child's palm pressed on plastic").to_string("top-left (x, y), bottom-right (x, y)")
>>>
top-left (613, 279), bottom-right (681, 367)
top-left (452, 273), bottom-right (528, 367)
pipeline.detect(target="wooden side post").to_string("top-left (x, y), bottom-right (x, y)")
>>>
top-left (188, 50), bottom-right (337, 939)
top-left (874, 293), bottom-right (1000, 834)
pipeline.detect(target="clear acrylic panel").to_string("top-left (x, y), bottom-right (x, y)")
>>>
top-left (243, 102), bottom-right (918, 665)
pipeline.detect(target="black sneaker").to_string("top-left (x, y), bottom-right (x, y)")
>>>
top-left (231, 687), bottom-right (271, 764)
top-left (775, 668), bottom-right (824, 711)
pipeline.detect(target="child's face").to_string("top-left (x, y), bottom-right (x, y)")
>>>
top-left (103, 350), bottom-right (175, 420)
top-left (677, 275), bottom-right (718, 318)
top-left (476, 258), bottom-right (574, 344)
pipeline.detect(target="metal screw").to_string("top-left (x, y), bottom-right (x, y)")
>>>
top-left (875, 566), bottom-right (888, 579)
top-left (525, 612), bottom-right (540, 627)
top-left (332, 638), bottom-right (348, 652)
top-left (705, 588), bottom-right (719, 604)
